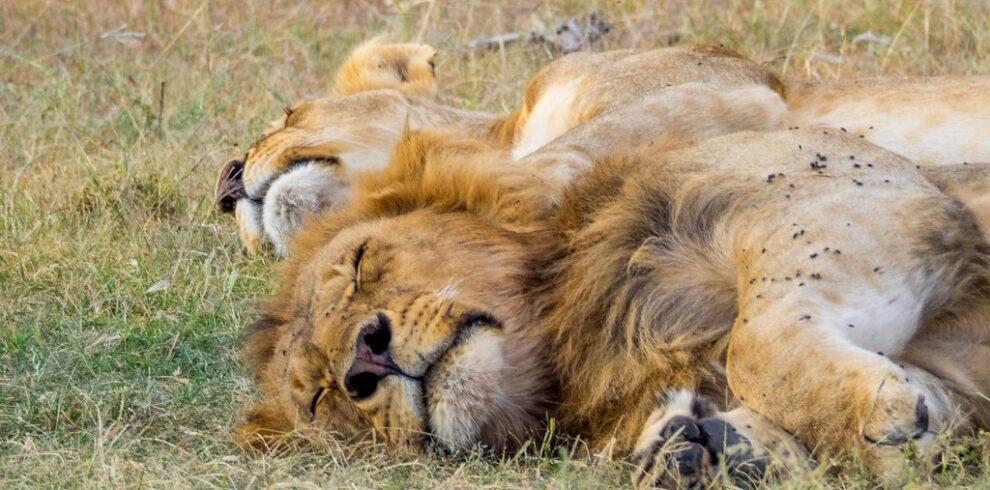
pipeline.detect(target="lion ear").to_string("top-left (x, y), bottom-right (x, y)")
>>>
top-left (233, 402), bottom-right (296, 453)
top-left (333, 39), bottom-right (438, 96)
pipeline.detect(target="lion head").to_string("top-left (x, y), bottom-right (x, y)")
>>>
top-left (214, 41), bottom-right (456, 256)
top-left (233, 132), bottom-right (558, 453)
top-left (215, 92), bottom-right (414, 256)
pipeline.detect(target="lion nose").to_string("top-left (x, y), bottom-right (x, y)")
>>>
top-left (345, 314), bottom-right (399, 400)
top-left (216, 157), bottom-right (247, 214)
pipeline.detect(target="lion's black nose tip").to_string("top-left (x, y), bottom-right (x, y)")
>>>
top-left (345, 314), bottom-right (396, 400)
top-left (216, 157), bottom-right (247, 214)
top-left (361, 313), bottom-right (392, 355)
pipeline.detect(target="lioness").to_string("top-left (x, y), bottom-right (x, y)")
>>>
top-left (215, 41), bottom-right (990, 256)
top-left (234, 119), bottom-right (990, 486)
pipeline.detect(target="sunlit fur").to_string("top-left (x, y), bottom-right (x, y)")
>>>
top-left (230, 42), bottom-right (990, 482)
top-left (786, 77), bottom-right (990, 166)
top-left (235, 123), bottom-right (990, 482)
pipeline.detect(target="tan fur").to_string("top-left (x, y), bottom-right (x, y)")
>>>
top-left (921, 163), bottom-right (990, 235)
top-left (224, 89), bottom-right (500, 256)
top-left (226, 42), bottom-right (990, 484)
top-left (786, 77), bottom-right (990, 166)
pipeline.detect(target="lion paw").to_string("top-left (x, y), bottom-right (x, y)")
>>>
top-left (860, 377), bottom-right (941, 480)
top-left (631, 391), bottom-right (767, 489)
top-left (862, 390), bottom-right (930, 446)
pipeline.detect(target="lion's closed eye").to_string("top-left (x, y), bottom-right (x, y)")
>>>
top-left (352, 240), bottom-right (369, 289)
top-left (290, 155), bottom-right (340, 167)
top-left (309, 387), bottom-right (327, 421)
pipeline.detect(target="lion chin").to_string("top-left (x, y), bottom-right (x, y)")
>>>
top-left (425, 329), bottom-right (513, 449)
top-left (260, 163), bottom-right (351, 256)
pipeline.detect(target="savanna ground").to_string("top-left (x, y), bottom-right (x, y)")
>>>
top-left (2, 0), bottom-right (990, 487)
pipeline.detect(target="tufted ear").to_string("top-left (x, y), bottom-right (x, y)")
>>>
top-left (333, 39), bottom-right (438, 96)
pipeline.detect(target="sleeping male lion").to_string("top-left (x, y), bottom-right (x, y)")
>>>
top-left (215, 40), bottom-right (990, 255)
top-left (234, 122), bottom-right (990, 486)
top-left (228, 40), bottom-right (990, 483)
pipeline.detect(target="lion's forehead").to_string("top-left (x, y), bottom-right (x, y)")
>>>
top-left (240, 99), bottom-right (407, 187)
top-left (294, 92), bottom-right (406, 124)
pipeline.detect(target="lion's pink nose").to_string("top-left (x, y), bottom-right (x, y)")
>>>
top-left (344, 314), bottom-right (399, 400)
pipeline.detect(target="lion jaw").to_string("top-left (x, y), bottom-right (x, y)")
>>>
top-left (259, 163), bottom-right (352, 256)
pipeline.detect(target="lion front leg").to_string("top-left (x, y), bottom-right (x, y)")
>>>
top-left (629, 390), bottom-right (810, 488)
top-left (726, 296), bottom-right (955, 480)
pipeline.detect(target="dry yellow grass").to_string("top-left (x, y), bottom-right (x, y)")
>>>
top-left (1, 0), bottom-right (989, 487)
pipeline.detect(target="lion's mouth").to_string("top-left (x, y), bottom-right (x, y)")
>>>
top-left (345, 311), bottom-right (501, 405)
top-left (217, 158), bottom-right (340, 215)
top-left (421, 312), bottom-right (503, 379)
top-left (418, 313), bottom-right (505, 449)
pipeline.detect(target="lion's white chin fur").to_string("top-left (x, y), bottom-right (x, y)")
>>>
top-left (426, 329), bottom-right (508, 449)
top-left (261, 163), bottom-right (350, 256)
top-left (425, 329), bottom-right (550, 452)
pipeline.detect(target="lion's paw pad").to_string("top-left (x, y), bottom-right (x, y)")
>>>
top-left (633, 414), bottom-right (767, 488)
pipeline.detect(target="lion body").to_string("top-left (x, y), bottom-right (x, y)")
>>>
top-left (220, 43), bottom-right (794, 254)
top-left (545, 129), bottom-right (990, 461)
top-left (237, 121), bottom-right (990, 478)
top-left (230, 42), bottom-right (990, 482)
top-left (786, 77), bottom-right (990, 166)
top-left (218, 42), bottom-right (990, 256)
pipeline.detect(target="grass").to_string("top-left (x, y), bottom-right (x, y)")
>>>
top-left (1, 0), bottom-right (989, 487)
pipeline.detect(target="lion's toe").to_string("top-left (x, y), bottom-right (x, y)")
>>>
top-left (863, 386), bottom-right (932, 446)
top-left (860, 380), bottom-right (943, 482)
top-left (631, 393), bottom-right (768, 488)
